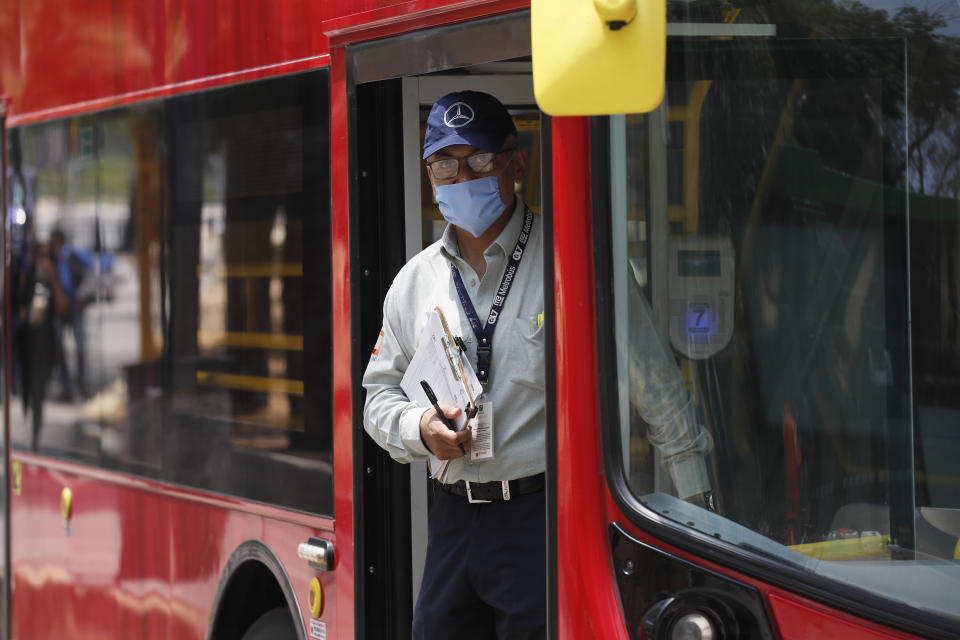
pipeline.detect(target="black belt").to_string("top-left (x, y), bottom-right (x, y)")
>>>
top-left (434, 473), bottom-right (545, 503)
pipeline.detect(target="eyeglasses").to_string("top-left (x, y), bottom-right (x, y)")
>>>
top-left (426, 149), bottom-right (516, 181)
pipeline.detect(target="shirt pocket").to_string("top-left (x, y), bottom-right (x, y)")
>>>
top-left (509, 313), bottom-right (545, 392)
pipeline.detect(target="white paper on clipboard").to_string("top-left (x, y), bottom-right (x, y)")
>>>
top-left (400, 309), bottom-right (483, 479)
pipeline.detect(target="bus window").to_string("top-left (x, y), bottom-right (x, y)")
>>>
top-left (601, 18), bottom-right (960, 628)
top-left (84, 107), bottom-right (166, 476)
top-left (163, 72), bottom-right (333, 515)
top-left (10, 109), bottom-right (171, 476)
top-left (10, 118), bottom-right (104, 460)
top-left (9, 71), bottom-right (333, 516)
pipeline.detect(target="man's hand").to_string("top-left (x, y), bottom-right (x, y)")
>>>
top-left (420, 405), bottom-right (471, 459)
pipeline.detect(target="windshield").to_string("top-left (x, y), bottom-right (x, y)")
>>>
top-left (606, 1), bottom-right (960, 624)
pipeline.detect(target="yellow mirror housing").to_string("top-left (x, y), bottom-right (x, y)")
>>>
top-left (531, 0), bottom-right (666, 115)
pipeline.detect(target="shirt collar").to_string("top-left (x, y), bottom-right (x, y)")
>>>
top-left (441, 197), bottom-right (526, 260)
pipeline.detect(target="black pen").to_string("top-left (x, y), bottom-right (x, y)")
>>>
top-left (420, 380), bottom-right (467, 455)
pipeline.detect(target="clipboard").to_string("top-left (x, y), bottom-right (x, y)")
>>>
top-left (400, 307), bottom-right (483, 479)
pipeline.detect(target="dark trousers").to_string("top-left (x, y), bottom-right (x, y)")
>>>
top-left (413, 489), bottom-right (546, 640)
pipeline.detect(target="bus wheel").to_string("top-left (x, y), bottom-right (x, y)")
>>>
top-left (241, 607), bottom-right (296, 640)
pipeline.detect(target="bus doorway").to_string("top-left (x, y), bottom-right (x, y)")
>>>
top-left (348, 13), bottom-right (546, 638)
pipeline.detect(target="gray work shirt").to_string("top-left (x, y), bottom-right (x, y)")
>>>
top-left (362, 198), bottom-right (545, 484)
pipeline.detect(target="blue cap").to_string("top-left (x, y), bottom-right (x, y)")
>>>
top-left (422, 91), bottom-right (517, 160)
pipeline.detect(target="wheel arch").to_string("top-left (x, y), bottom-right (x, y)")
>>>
top-left (206, 539), bottom-right (306, 640)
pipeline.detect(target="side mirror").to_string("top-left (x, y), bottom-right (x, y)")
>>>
top-left (531, 0), bottom-right (665, 115)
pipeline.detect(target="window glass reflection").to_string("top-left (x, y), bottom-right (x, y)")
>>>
top-left (7, 72), bottom-right (333, 515)
top-left (10, 110), bottom-right (167, 471)
top-left (10, 120), bottom-right (102, 457)
top-left (93, 109), bottom-right (166, 473)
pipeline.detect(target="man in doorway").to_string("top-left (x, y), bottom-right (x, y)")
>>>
top-left (362, 90), bottom-right (715, 639)
top-left (363, 90), bottom-right (547, 639)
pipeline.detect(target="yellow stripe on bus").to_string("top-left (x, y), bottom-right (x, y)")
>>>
top-left (196, 371), bottom-right (304, 395)
top-left (197, 262), bottom-right (303, 278)
top-left (789, 534), bottom-right (890, 562)
top-left (197, 330), bottom-right (303, 351)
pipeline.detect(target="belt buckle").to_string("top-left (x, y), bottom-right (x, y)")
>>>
top-left (465, 481), bottom-right (491, 504)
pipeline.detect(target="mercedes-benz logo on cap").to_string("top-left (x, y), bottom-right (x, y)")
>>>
top-left (443, 102), bottom-right (475, 128)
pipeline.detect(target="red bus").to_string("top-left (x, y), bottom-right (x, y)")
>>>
top-left (1, 1), bottom-right (959, 639)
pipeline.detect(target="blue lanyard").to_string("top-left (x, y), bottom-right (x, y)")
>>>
top-left (450, 207), bottom-right (534, 383)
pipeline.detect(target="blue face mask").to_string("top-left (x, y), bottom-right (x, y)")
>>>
top-left (435, 176), bottom-right (507, 238)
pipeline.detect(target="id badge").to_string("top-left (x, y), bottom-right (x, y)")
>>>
top-left (470, 400), bottom-right (494, 460)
